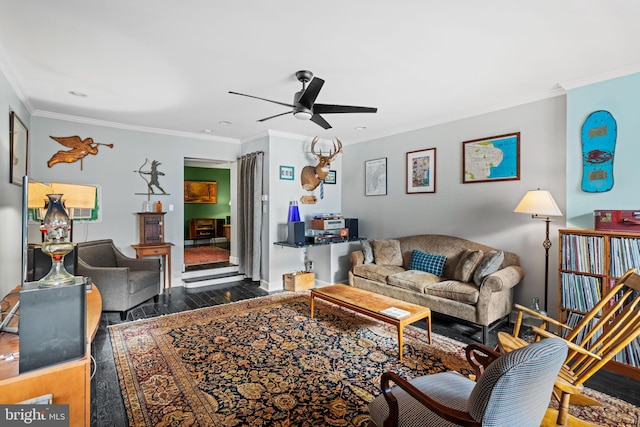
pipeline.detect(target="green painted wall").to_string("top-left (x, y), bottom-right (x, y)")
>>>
top-left (184, 166), bottom-right (231, 237)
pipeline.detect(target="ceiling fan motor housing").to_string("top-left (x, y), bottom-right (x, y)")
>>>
top-left (293, 90), bottom-right (312, 120)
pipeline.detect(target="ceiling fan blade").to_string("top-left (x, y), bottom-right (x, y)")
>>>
top-left (229, 91), bottom-right (294, 109)
top-left (258, 111), bottom-right (293, 122)
top-left (310, 114), bottom-right (332, 129)
top-left (313, 104), bottom-right (377, 114)
top-left (298, 78), bottom-right (325, 109)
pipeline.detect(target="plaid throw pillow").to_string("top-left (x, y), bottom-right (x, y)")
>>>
top-left (409, 250), bottom-right (447, 276)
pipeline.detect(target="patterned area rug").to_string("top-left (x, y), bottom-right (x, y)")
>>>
top-left (184, 246), bottom-right (230, 266)
top-left (109, 293), bottom-right (640, 426)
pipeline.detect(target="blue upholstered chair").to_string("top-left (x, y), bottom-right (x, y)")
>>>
top-left (368, 338), bottom-right (568, 427)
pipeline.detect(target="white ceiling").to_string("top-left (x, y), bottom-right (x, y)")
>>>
top-left (1, 1), bottom-right (639, 145)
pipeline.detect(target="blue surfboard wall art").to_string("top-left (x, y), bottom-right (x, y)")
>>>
top-left (581, 110), bottom-right (617, 193)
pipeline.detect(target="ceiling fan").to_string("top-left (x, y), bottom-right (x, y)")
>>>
top-left (229, 70), bottom-right (377, 129)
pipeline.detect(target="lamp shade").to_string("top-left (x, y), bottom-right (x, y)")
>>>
top-left (513, 190), bottom-right (563, 217)
top-left (51, 182), bottom-right (96, 209)
top-left (27, 181), bottom-right (97, 210)
top-left (27, 182), bottom-right (54, 208)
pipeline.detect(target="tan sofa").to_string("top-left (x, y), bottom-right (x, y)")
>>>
top-left (348, 234), bottom-right (524, 343)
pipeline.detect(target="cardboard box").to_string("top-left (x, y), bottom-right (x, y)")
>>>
top-left (283, 272), bottom-right (315, 291)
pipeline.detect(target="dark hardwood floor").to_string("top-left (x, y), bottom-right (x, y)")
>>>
top-left (90, 280), bottom-right (640, 426)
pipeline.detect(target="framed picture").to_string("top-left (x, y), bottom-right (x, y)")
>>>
top-left (365, 158), bottom-right (387, 196)
top-left (324, 170), bottom-right (336, 184)
top-left (406, 148), bottom-right (436, 194)
top-left (9, 111), bottom-right (28, 185)
top-left (279, 165), bottom-right (294, 180)
top-left (462, 132), bottom-right (520, 183)
top-left (184, 181), bottom-right (217, 203)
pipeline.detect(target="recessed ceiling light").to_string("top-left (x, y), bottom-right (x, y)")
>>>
top-left (69, 91), bottom-right (88, 97)
top-left (219, 120), bottom-right (232, 126)
top-left (202, 129), bottom-right (213, 133)
top-left (355, 126), bottom-right (367, 130)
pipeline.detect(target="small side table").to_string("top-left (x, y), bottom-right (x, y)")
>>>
top-left (132, 242), bottom-right (174, 294)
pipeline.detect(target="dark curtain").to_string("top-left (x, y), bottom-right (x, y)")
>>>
top-left (237, 151), bottom-right (264, 281)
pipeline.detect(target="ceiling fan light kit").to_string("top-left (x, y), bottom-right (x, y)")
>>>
top-left (229, 70), bottom-right (377, 129)
top-left (294, 111), bottom-right (312, 120)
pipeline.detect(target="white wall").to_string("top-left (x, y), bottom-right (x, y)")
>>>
top-left (28, 115), bottom-right (242, 286)
top-left (266, 132), bottom-right (343, 290)
top-left (343, 96), bottom-right (567, 312)
top-left (0, 68), bottom-right (30, 298)
top-left (566, 72), bottom-right (640, 227)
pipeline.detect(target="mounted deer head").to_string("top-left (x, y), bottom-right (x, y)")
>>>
top-left (300, 136), bottom-right (343, 191)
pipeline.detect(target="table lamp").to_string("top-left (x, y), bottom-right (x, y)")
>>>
top-left (27, 181), bottom-right (96, 286)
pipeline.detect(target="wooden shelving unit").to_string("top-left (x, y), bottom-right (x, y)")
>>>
top-left (558, 228), bottom-right (640, 380)
top-left (189, 218), bottom-right (225, 241)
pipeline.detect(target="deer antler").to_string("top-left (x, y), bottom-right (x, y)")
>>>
top-left (311, 136), bottom-right (343, 162)
top-left (332, 137), bottom-right (343, 158)
top-left (310, 136), bottom-right (321, 159)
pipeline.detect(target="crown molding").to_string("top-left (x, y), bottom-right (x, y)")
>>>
top-left (559, 64), bottom-right (640, 91)
top-left (240, 129), bottom-right (326, 144)
top-left (31, 110), bottom-right (242, 144)
top-left (0, 46), bottom-right (34, 113)
top-left (359, 86), bottom-right (567, 145)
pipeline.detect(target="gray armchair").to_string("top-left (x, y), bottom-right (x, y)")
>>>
top-left (76, 239), bottom-right (160, 320)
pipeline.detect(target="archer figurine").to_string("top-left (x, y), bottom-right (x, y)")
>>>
top-left (135, 159), bottom-right (167, 195)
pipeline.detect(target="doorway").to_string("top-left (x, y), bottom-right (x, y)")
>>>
top-left (184, 158), bottom-right (233, 271)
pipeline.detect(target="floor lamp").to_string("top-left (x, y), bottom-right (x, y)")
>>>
top-left (513, 189), bottom-right (563, 312)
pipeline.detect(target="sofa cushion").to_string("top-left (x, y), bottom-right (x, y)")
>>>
top-left (361, 240), bottom-right (374, 264)
top-left (409, 250), bottom-right (447, 276)
top-left (473, 250), bottom-right (505, 286)
top-left (353, 263), bottom-right (405, 283)
top-left (372, 239), bottom-right (403, 266)
top-left (424, 280), bottom-right (480, 304)
top-left (388, 270), bottom-right (440, 293)
top-left (453, 249), bottom-right (484, 282)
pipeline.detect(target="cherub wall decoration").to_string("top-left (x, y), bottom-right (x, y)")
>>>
top-left (47, 135), bottom-right (113, 170)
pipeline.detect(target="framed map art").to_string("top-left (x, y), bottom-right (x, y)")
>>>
top-left (406, 148), bottom-right (436, 194)
top-left (365, 158), bottom-right (387, 196)
top-left (462, 132), bottom-right (520, 184)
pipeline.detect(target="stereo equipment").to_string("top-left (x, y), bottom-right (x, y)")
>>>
top-left (310, 218), bottom-right (345, 230)
top-left (344, 218), bottom-right (359, 240)
top-left (19, 281), bottom-right (86, 373)
top-left (28, 245), bottom-right (78, 282)
top-left (287, 221), bottom-right (306, 246)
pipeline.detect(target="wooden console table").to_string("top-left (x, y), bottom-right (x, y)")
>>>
top-left (132, 242), bottom-right (174, 294)
top-left (0, 284), bottom-right (102, 427)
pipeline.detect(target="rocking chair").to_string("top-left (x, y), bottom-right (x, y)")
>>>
top-left (499, 268), bottom-right (640, 427)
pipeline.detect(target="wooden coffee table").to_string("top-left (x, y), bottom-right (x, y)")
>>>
top-left (310, 284), bottom-right (431, 360)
